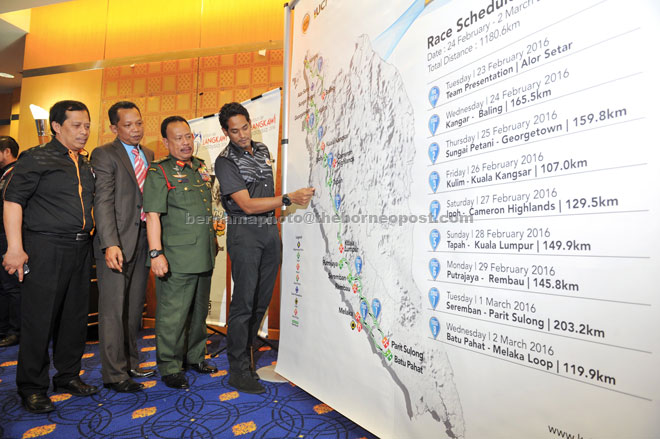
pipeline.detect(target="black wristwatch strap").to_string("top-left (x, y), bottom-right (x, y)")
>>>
top-left (149, 249), bottom-right (164, 258)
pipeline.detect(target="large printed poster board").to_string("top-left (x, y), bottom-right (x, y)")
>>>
top-left (189, 88), bottom-right (281, 329)
top-left (277, 1), bottom-right (660, 438)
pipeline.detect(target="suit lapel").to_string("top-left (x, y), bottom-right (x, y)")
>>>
top-left (112, 138), bottom-right (139, 187)
top-left (145, 148), bottom-right (154, 166)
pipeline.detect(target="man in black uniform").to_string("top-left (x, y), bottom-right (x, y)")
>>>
top-left (2, 100), bottom-right (98, 413)
top-left (0, 136), bottom-right (19, 348)
top-left (215, 102), bottom-right (314, 393)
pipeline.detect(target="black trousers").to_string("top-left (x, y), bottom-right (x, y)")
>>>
top-left (226, 222), bottom-right (281, 372)
top-left (0, 233), bottom-right (20, 337)
top-left (16, 232), bottom-right (91, 397)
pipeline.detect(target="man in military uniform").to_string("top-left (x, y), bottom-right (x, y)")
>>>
top-left (143, 115), bottom-right (218, 389)
top-left (215, 102), bottom-right (314, 393)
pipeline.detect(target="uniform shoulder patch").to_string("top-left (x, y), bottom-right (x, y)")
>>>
top-left (151, 157), bottom-right (168, 164)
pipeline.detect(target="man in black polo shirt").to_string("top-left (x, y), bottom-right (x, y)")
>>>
top-left (0, 136), bottom-right (19, 349)
top-left (2, 100), bottom-right (98, 413)
top-left (215, 102), bottom-right (314, 393)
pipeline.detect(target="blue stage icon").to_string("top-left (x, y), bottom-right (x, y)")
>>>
top-left (430, 200), bottom-right (440, 221)
top-left (334, 194), bottom-right (341, 210)
top-left (429, 229), bottom-right (440, 251)
top-left (360, 300), bottom-right (368, 320)
top-left (429, 317), bottom-right (440, 339)
top-left (355, 256), bottom-right (363, 275)
top-left (429, 258), bottom-right (440, 280)
top-left (429, 172), bottom-right (440, 193)
top-left (428, 142), bottom-right (439, 164)
top-left (371, 299), bottom-right (381, 319)
top-left (429, 115), bottom-right (439, 135)
top-left (429, 86), bottom-right (439, 107)
top-left (428, 288), bottom-right (439, 310)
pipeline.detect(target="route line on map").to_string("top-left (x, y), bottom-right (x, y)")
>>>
top-left (303, 56), bottom-right (394, 363)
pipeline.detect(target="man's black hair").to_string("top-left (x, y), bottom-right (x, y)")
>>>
top-left (108, 101), bottom-right (141, 125)
top-left (160, 115), bottom-right (190, 138)
top-left (218, 102), bottom-right (250, 130)
top-left (49, 100), bottom-right (90, 136)
top-left (0, 136), bottom-right (19, 158)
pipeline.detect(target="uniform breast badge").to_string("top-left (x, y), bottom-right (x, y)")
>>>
top-left (198, 163), bottom-right (211, 182)
top-left (173, 160), bottom-right (187, 181)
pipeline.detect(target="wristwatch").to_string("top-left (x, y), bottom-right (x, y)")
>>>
top-left (149, 249), bottom-right (164, 258)
top-left (282, 194), bottom-right (292, 206)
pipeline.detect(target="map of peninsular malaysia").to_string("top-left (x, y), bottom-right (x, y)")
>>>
top-left (291, 35), bottom-right (465, 438)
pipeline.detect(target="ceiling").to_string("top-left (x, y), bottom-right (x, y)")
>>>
top-left (0, 0), bottom-right (74, 93)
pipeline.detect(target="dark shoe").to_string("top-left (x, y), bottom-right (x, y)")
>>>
top-left (0, 334), bottom-right (19, 347)
top-left (161, 372), bottom-right (189, 389)
top-left (53, 377), bottom-right (100, 396)
top-left (189, 360), bottom-right (218, 374)
top-left (103, 378), bottom-right (144, 393)
top-left (228, 371), bottom-right (265, 394)
top-left (20, 393), bottom-right (55, 414)
top-left (128, 368), bottom-right (156, 378)
top-left (249, 367), bottom-right (259, 381)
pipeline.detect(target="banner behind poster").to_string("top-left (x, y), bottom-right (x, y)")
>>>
top-left (189, 88), bottom-right (281, 331)
top-left (278, 1), bottom-right (660, 438)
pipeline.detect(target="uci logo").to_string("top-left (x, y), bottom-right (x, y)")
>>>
top-left (302, 13), bottom-right (310, 33)
top-left (313, 0), bottom-right (327, 18)
top-left (302, 0), bottom-right (327, 33)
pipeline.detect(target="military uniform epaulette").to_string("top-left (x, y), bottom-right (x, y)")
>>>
top-left (150, 156), bottom-right (204, 165)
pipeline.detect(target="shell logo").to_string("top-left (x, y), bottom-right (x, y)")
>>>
top-left (302, 13), bottom-right (310, 33)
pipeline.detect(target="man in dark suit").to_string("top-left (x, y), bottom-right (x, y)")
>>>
top-left (91, 101), bottom-right (156, 393)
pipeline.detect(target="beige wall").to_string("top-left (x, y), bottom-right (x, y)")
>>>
top-left (18, 70), bottom-right (103, 152)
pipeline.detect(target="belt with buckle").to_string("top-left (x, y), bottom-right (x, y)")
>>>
top-left (30, 231), bottom-right (91, 241)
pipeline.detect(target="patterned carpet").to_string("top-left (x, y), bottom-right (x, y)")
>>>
top-left (0, 329), bottom-right (377, 439)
